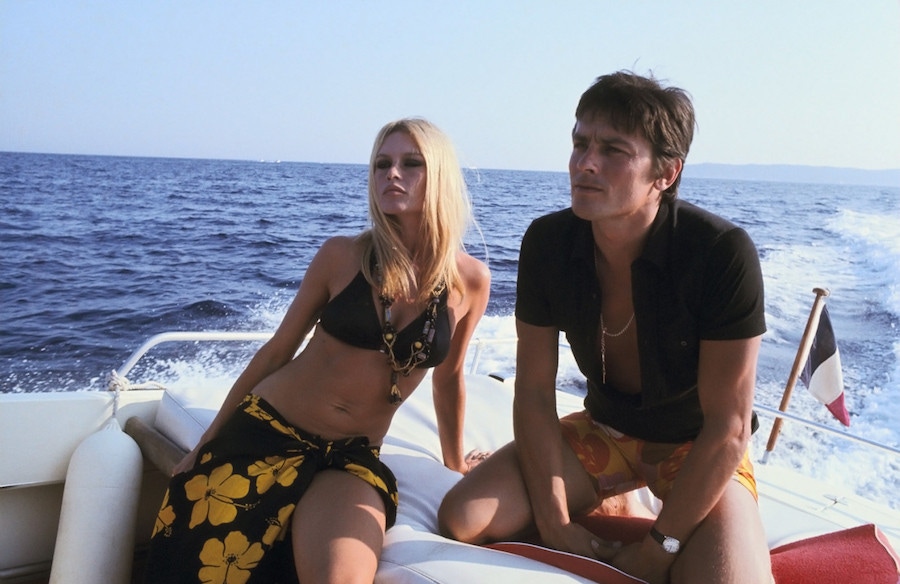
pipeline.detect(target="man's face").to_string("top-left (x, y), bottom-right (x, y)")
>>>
top-left (568, 114), bottom-right (661, 223)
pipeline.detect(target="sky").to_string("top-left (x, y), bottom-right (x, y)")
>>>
top-left (2, 1), bottom-right (899, 172)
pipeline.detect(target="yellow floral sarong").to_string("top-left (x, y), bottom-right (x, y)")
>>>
top-left (143, 394), bottom-right (399, 584)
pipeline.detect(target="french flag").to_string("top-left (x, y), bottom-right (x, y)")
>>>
top-left (799, 305), bottom-right (850, 426)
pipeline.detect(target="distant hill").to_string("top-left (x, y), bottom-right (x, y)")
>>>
top-left (683, 163), bottom-right (900, 188)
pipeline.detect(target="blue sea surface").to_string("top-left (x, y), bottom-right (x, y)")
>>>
top-left (2, 152), bottom-right (899, 505)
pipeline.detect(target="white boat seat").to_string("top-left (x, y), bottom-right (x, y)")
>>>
top-left (133, 374), bottom-right (900, 583)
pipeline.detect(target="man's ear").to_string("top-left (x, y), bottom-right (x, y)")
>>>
top-left (656, 159), bottom-right (683, 191)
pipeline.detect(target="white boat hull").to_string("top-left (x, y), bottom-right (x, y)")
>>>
top-left (2, 333), bottom-right (898, 583)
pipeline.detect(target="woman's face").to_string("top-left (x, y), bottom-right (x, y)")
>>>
top-left (373, 131), bottom-right (427, 216)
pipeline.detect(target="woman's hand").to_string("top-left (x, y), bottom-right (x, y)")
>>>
top-left (171, 445), bottom-right (202, 476)
top-left (463, 449), bottom-right (491, 473)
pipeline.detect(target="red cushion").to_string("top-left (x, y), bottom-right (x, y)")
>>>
top-left (488, 516), bottom-right (900, 584)
top-left (769, 524), bottom-right (900, 584)
top-left (486, 542), bottom-right (647, 584)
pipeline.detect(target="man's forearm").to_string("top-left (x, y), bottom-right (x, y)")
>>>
top-left (650, 423), bottom-right (747, 542)
top-left (512, 389), bottom-right (572, 537)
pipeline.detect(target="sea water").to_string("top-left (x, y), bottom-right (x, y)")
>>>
top-left (2, 152), bottom-right (898, 508)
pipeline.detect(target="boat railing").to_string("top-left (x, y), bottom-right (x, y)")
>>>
top-left (114, 330), bottom-right (528, 379)
top-left (753, 403), bottom-right (900, 459)
top-left (113, 331), bottom-right (900, 460)
top-left (114, 331), bottom-right (276, 379)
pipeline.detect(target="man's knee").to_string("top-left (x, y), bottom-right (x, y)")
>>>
top-left (437, 490), bottom-right (481, 543)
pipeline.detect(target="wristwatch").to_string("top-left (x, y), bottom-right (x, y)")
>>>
top-left (649, 526), bottom-right (681, 554)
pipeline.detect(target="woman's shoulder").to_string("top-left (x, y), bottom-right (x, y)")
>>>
top-left (315, 235), bottom-right (366, 263)
top-left (307, 235), bottom-right (367, 284)
top-left (455, 251), bottom-right (491, 292)
top-left (319, 234), bottom-right (361, 253)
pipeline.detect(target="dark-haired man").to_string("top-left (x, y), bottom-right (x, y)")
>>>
top-left (439, 71), bottom-right (772, 584)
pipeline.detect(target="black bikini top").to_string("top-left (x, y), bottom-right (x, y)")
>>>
top-left (318, 270), bottom-right (452, 369)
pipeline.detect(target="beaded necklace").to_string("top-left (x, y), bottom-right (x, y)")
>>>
top-left (379, 284), bottom-right (445, 405)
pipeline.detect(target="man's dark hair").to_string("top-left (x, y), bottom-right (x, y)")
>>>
top-left (576, 71), bottom-right (695, 200)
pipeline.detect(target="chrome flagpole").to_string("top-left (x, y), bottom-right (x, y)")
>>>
top-left (762, 287), bottom-right (830, 463)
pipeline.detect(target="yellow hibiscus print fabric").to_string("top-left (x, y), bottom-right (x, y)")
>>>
top-left (185, 463), bottom-right (252, 528)
top-left (143, 394), bottom-right (399, 583)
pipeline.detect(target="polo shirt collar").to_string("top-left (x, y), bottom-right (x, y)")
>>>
top-left (570, 212), bottom-right (595, 264)
top-left (639, 199), bottom-right (673, 269)
top-left (568, 200), bottom-right (675, 268)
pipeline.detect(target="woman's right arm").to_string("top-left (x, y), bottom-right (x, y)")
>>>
top-left (171, 237), bottom-right (345, 474)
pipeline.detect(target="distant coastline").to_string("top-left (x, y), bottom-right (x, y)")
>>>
top-left (683, 163), bottom-right (900, 188)
top-left (3, 151), bottom-right (899, 189)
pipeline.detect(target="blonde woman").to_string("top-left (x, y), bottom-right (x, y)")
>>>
top-left (144, 118), bottom-right (490, 583)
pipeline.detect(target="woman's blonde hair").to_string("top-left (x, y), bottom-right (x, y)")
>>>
top-left (359, 118), bottom-right (472, 303)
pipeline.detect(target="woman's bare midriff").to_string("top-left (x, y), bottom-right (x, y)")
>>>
top-left (251, 329), bottom-right (429, 445)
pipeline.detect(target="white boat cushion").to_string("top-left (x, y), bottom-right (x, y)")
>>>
top-left (154, 384), bottom-right (223, 454)
top-left (154, 374), bottom-right (610, 582)
top-left (152, 373), bottom-right (900, 581)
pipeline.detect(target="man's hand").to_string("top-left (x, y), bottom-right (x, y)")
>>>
top-left (543, 521), bottom-right (622, 562)
top-left (609, 540), bottom-right (674, 584)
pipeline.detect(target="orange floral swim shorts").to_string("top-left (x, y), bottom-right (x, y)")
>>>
top-left (560, 410), bottom-right (757, 502)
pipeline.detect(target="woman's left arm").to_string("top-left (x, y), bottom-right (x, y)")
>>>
top-left (432, 255), bottom-right (490, 473)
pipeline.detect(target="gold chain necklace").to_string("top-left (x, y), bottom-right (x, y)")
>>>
top-left (593, 247), bottom-right (635, 384)
top-left (379, 285), bottom-right (445, 405)
top-left (599, 312), bottom-right (634, 384)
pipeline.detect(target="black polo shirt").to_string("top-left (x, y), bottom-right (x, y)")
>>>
top-left (516, 199), bottom-right (766, 443)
